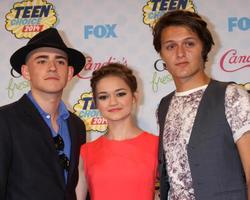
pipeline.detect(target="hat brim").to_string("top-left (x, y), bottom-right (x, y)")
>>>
top-left (10, 43), bottom-right (85, 76)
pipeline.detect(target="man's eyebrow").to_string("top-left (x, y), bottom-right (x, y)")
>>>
top-left (33, 55), bottom-right (67, 60)
top-left (55, 55), bottom-right (68, 60)
top-left (33, 55), bottom-right (48, 60)
top-left (163, 36), bottom-right (198, 44)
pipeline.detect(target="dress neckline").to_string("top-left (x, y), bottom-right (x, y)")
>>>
top-left (101, 131), bottom-right (146, 143)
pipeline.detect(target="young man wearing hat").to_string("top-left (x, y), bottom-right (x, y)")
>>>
top-left (0, 28), bottom-right (86, 200)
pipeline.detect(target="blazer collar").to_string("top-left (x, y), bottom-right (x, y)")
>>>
top-left (18, 94), bottom-right (70, 188)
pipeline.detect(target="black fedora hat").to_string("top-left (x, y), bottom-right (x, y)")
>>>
top-left (10, 28), bottom-right (85, 76)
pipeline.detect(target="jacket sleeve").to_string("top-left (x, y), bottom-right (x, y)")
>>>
top-left (74, 113), bottom-right (87, 145)
top-left (0, 111), bottom-right (12, 199)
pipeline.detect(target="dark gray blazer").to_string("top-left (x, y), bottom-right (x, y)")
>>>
top-left (157, 80), bottom-right (247, 200)
top-left (0, 94), bottom-right (86, 200)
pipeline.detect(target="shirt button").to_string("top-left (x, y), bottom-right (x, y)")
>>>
top-left (46, 115), bottom-right (50, 119)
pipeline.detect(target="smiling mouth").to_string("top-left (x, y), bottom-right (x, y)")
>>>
top-left (108, 108), bottom-right (122, 112)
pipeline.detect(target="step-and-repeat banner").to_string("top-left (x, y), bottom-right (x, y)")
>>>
top-left (0, 0), bottom-right (249, 141)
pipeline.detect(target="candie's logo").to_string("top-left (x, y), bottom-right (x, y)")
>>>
top-left (76, 56), bottom-right (128, 79)
top-left (5, 0), bottom-right (57, 39)
top-left (143, 0), bottom-right (195, 28)
top-left (73, 92), bottom-right (108, 133)
top-left (220, 49), bottom-right (250, 72)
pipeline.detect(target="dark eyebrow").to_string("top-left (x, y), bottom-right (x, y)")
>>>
top-left (33, 55), bottom-right (49, 60)
top-left (34, 55), bottom-right (67, 60)
top-left (163, 36), bottom-right (198, 44)
top-left (183, 37), bottom-right (197, 41)
top-left (97, 91), bottom-right (108, 95)
top-left (55, 55), bottom-right (68, 60)
top-left (115, 88), bottom-right (127, 92)
top-left (97, 88), bottom-right (127, 95)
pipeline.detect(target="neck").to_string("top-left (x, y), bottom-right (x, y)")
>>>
top-left (31, 90), bottom-right (62, 118)
top-left (175, 71), bottom-right (210, 92)
top-left (105, 117), bottom-right (143, 140)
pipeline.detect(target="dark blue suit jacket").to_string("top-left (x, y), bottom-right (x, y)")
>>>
top-left (0, 94), bottom-right (86, 200)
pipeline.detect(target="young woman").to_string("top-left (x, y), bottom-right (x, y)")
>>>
top-left (76, 63), bottom-right (158, 200)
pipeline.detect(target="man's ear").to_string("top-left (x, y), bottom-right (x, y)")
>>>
top-left (21, 64), bottom-right (31, 80)
top-left (67, 66), bottom-right (74, 81)
top-left (159, 53), bottom-right (168, 70)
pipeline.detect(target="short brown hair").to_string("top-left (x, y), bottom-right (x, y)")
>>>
top-left (152, 10), bottom-right (214, 62)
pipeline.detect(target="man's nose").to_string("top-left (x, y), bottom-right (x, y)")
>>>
top-left (48, 61), bottom-right (57, 71)
top-left (176, 45), bottom-right (186, 58)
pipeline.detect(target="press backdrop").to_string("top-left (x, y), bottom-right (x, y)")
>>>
top-left (0, 0), bottom-right (249, 141)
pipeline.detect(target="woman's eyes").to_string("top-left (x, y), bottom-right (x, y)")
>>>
top-left (97, 92), bottom-right (127, 101)
top-left (116, 92), bottom-right (126, 97)
top-left (98, 95), bottom-right (108, 100)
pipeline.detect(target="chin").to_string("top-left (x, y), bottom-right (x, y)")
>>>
top-left (105, 113), bottom-right (131, 122)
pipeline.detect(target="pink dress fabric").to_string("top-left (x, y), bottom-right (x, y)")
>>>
top-left (80, 132), bottom-right (158, 200)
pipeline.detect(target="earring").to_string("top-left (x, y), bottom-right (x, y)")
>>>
top-left (163, 63), bottom-right (167, 70)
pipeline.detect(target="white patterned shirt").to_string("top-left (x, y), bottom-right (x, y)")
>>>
top-left (162, 84), bottom-right (250, 200)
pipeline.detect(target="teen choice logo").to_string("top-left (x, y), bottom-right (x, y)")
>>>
top-left (73, 92), bottom-right (108, 133)
top-left (143, 0), bottom-right (195, 28)
top-left (5, 0), bottom-right (57, 39)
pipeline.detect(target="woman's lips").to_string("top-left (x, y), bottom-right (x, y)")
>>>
top-left (108, 108), bottom-right (122, 112)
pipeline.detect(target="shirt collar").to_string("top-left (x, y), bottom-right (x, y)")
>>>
top-left (27, 91), bottom-right (69, 120)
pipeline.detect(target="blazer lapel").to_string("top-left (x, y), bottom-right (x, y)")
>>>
top-left (67, 115), bottom-right (78, 180)
top-left (18, 94), bottom-right (66, 188)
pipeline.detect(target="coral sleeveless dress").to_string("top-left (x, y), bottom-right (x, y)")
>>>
top-left (80, 132), bottom-right (158, 200)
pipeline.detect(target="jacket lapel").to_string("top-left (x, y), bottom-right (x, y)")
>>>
top-left (18, 94), bottom-right (66, 188)
top-left (67, 114), bottom-right (78, 181)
